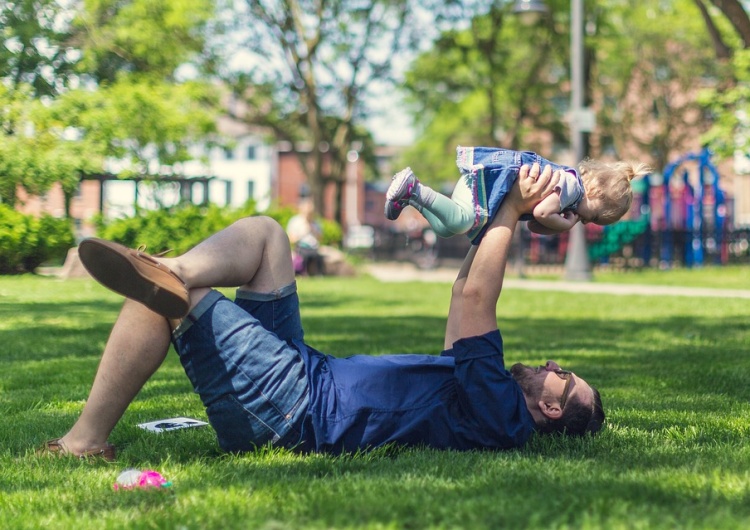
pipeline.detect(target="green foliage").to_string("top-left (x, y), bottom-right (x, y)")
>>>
top-left (400, 0), bottom-right (730, 180)
top-left (400, 1), bottom-right (568, 186)
top-left (73, 0), bottom-right (218, 82)
top-left (700, 49), bottom-right (750, 157)
top-left (0, 204), bottom-right (74, 274)
top-left (95, 202), bottom-right (343, 254)
top-left (0, 0), bottom-right (222, 214)
top-left (319, 218), bottom-right (343, 246)
top-left (0, 0), bottom-right (79, 97)
top-left (97, 203), bottom-right (250, 255)
top-left (0, 83), bottom-right (104, 208)
top-left (594, 0), bottom-right (727, 168)
top-left (48, 78), bottom-right (220, 176)
top-left (230, 0), bottom-right (430, 217)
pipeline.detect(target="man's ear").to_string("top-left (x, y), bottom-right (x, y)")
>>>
top-left (538, 400), bottom-right (563, 420)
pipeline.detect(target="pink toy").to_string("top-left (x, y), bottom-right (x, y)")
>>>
top-left (113, 469), bottom-right (172, 490)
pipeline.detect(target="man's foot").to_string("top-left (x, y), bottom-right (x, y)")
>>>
top-left (78, 238), bottom-right (190, 318)
top-left (384, 167), bottom-right (419, 220)
top-left (37, 438), bottom-right (116, 461)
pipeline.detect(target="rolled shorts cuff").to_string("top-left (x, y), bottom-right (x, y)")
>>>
top-left (171, 283), bottom-right (299, 340)
top-left (235, 281), bottom-right (297, 302)
top-left (171, 289), bottom-right (225, 340)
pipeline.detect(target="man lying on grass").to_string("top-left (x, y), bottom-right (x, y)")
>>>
top-left (38, 163), bottom-right (604, 461)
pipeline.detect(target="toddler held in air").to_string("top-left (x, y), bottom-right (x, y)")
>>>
top-left (385, 146), bottom-right (650, 243)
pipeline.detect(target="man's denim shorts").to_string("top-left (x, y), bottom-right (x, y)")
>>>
top-left (171, 284), bottom-right (309, 452)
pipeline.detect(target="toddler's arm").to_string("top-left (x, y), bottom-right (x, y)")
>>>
top-left (527, 213), bottom-right (579, 235)
top-left (531, 193), bottom-right (579, 232)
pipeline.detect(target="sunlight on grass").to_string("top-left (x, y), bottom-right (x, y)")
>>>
top-left (593, 264), bottom-right (750, 289)
top-left (2, 272), bottom-right (750, 529)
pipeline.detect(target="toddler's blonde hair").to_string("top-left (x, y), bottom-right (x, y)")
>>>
top-left (579, 159), bottom-right (651, 225)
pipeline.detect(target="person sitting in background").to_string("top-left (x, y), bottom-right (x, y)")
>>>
top-left (287, 198), bottom-right (325, 276)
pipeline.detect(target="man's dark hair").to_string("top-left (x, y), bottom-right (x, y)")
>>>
top-left (537, 386), bottom-right (605, 436)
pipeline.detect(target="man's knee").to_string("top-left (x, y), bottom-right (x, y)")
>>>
top-left (235, 216), bottom-right (288, 244)
top-left (261, 216), bottom-right (291, 248)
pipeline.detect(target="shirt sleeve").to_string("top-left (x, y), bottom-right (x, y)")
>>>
top-left (557, 169), bottom-right (585, 211)
top-left (449, 329), bottom-right (535, 448)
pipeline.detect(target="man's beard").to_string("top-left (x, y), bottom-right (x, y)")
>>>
top-left (510, 363), bottom-right (541, 397)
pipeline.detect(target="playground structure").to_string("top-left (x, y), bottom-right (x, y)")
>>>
top-left (372, 148), bottom-right (748, 269)
top-left (587, 148), bottom-right (730, 267)
top-left (521, 148), bottom-right (741, 268)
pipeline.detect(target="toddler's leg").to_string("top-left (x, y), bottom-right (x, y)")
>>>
top-left (385, 168), bottom-right (474, 235)
top-left (414, 176), bottom-right (474, 236)
top-left (420, 208), bottom-right (461, 238)
top-left (385, 167), bottom-right (419, 220)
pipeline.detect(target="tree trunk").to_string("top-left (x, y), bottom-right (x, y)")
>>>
top-left (694, 0), bottom-right (732, 59)
top-left (309, 149), bottom-right (326, 219)
top-left (709, 0), bottom-right (750, 48)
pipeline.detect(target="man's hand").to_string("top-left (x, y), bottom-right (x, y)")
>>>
top-left (508, 163), bottom-right (560, 216)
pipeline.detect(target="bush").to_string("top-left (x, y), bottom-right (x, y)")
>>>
top-left (95, 202), bottom-right (343, 255)
top-left (96, 203), bottom-right (240, 256)
top-left (0, 204), bottom-right (74, 274)
top-left (319, 218), bottom-right (343, 246)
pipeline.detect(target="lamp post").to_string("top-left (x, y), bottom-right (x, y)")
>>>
top-left (514, 0), bottom-right (593, 280)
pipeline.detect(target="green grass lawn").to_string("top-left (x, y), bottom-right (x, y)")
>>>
top-left (1, 271), bottom-right (750, 529)
top-left (593, 264), bottom-right (750, 290)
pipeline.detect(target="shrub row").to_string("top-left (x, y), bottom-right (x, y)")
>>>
top-left (0, 202), bottom-right (342, 274)
top-left (95, 202), bottom-right (342, 256)
top-left (0, 204), bottom-right (75, 274)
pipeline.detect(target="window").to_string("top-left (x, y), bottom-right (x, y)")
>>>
top-left (247, 145), bottom-right (256, 160)
top-left (247, 180), bottom-right (255, 200)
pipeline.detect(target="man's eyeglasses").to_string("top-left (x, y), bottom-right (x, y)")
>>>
top-left (553, 369), bottom-right (573, 410)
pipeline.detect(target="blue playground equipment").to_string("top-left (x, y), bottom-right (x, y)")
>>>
top-left (656, 148), bottom-right (727, 267)
top-left (589, 148), bottom-right (727, 267)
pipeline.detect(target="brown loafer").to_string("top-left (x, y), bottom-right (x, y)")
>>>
top-left (78, 238), bottom-right (189, 318)
top-left (37, 438), bottom-right (117, 461)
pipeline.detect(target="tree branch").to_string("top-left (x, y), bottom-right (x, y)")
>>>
top-left (693, 0), bottom-right (732, 60)
top-left (709, 0), bottom-right (750, 48)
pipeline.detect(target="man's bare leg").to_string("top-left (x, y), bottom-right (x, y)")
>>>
top-left (57, 300), bottom-right (173, 455)
top-left (164, 216), bottom-right (296, 293)
top-left (54, 216), bottom-right (295, 455)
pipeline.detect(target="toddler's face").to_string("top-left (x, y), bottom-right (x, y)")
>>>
top-left (577, 197), bottom-right (602, 225)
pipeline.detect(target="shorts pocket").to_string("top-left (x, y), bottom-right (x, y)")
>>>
top-left (207, 394), bottom-right (283, 452)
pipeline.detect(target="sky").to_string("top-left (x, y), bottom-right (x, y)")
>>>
top-left (366, 93), bottom-right (416, 146)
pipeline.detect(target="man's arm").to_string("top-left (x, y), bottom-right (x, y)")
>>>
top-left (444, 164), bottom-right (559, 344)
top-left (444, 245), bottom-right (477, 349)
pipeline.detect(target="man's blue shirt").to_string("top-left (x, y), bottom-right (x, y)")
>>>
top-left (297, 329), bottom-right (536, 454)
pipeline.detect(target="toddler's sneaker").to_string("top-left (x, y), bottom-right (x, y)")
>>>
top-left (385, 167), bottom-right (419, 220)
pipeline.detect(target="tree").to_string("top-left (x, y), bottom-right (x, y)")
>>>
top-left (400, 0), bottom-right (729, 182)
top-left (592, 0), bottom-right (727, 171)
top-left (46, 78), bottom-right (219, 211)
top-left (697, 0), bottom-right (750, 157)
top-left (399, 0), bottom-right (569, 184)
top-left (226, 0), bottom-right (435, 221)
top-left (0, 0), bottom-right (79, 97)
top-left (695, 0), bottom-right (750, 54)
top-left (71, 0), bottom-right (219, 83)
top-left (0, 84), bottom-right (91, 208)
top-left (700, 49), bottom-right (750, 157)
top-left (0, 0), bottom-right (223, 216)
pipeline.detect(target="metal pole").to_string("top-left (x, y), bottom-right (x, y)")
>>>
top-left (346, 148), bottom-right (360, 230)
top-left (564, 0), bottom-right (593, 281)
